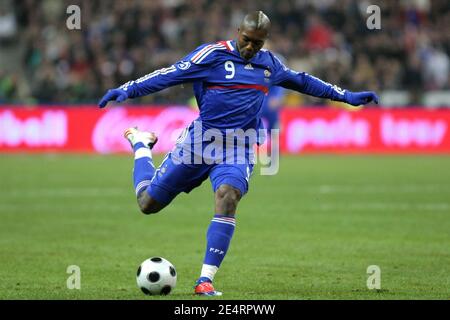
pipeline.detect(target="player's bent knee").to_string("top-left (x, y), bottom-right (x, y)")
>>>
top-left (215, 184), bottom-right (242, 214)
top-left (137, 192), bottom-right (164, 215)
top-left (216, 185), bottom-right (241, 203)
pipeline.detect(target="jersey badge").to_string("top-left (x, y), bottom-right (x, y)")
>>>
top-left (176, 61), bottom-right (191, 70)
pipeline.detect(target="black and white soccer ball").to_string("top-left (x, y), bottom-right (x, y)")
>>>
top-left (136, 257), bottom-right (177, 295)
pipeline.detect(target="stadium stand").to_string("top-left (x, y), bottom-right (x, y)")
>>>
top-left (1, 0), bottom-right (449, 106)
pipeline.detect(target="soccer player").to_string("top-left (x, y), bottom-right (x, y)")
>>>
top-left (98, 11), bottom-right (378, 296)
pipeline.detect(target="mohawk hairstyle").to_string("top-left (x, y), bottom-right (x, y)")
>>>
top-left (241, 11), bottom-right (271, 31)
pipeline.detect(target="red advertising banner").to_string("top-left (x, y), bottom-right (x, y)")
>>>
top-left (0, 106), bottom-right (198, 154)
top-left (1, 106), bottom-right (449, 154)
top-left (280, 108), bottom-right (450, 153)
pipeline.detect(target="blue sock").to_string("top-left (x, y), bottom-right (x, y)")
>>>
top-left (198, 214), bottom-right (236, 284)
top-left (132, 142), bottom-right (155, 196)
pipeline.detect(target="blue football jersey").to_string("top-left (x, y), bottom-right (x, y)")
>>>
top-left (119, 40), bottom-right (347, 132)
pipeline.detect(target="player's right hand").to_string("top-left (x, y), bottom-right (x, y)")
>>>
top-left (98, 89), bottom-right (128, 108)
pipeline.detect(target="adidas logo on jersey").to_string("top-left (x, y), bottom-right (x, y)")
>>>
top-left (244, 63), bottom-right (254, 70)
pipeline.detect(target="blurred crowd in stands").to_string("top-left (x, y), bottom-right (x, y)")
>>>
top-left (0, 0), bottom-right (449, 105)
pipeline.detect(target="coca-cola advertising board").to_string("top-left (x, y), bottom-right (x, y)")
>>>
top-left (0, 106), bottom-right (197, 154)
top-left (0, 106), bottom-right (449, 154)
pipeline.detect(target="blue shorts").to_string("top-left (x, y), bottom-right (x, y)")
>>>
top-left (147, 152), bottom-right (254, 206)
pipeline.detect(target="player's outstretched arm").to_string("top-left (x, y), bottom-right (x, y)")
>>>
top-left (279, 71), bottom-right (379, 107)
top-left (272, 56), bottom-right (379, 107)
top-left (97, 44), bottom-right (216, 108)
top-left (98, 88), bottom-right (128, 108)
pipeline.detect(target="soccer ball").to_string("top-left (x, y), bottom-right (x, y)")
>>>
top-left (136, 257), bottom-right (177, 295)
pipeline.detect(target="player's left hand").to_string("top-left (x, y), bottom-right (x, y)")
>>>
top-left (98, 88), bottom-right (128, 108)
top-left (344, 91), bottom-right (379, 106)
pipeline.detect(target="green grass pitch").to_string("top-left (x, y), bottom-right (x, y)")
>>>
top-left (1, 154), bottom-right (449, 299)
